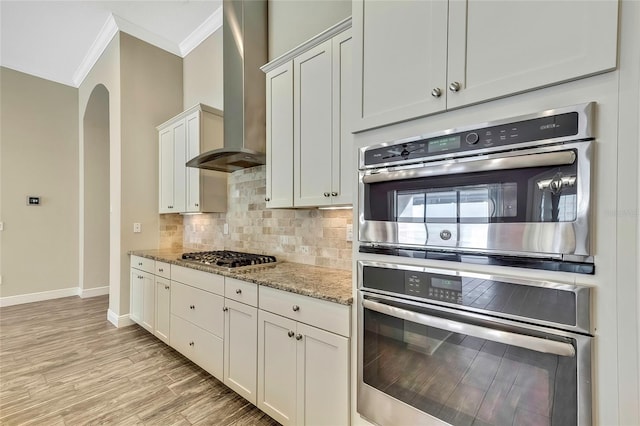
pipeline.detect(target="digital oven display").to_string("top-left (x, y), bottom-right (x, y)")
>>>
top-left (431, 277), bottom-right (462, 292)
top-left (427, 136), bottom-right (461, 153)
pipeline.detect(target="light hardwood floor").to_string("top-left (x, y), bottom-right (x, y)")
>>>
top-left (0, 295), bottom-right (279, 425)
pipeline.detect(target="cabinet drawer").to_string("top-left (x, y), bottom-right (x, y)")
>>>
top-left (225, 278), bottom-right (258, 307)
top-left (259, 286), bottom-right (350, 337)
top-left (172, 265), bottom-right (224, 295)
top-left (155, 261), bottom-right (171, 279)
top-left (131, 255), bottom-right (155, 274)
top-left (171, 281), bottom-right (224, 337)
top-left (170, 314), bottom-right (223, 381)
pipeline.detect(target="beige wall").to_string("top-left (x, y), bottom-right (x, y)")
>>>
top-left (119, 33), bottom-right (183, 314)
top-left (268, 0), bottom-right (351, 60)
top-left (79, 35), bottom-right (122, 317)
top-left (183, 31), bottom-right (223, 109)
top-left (82, 84), bottom-right (110, 290)
top-left (0, 67), bottom-right (79, 297)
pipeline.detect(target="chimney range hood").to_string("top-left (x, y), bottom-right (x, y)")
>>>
top-left (186, 0), bottom-right (267, 173)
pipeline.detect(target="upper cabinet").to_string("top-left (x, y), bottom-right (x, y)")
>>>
top-left (262, 19), bottom-right (353, 209)
top-left (353, 0), bottom-right (619, 132)
top-left (157, 104), bottom-right (227, 214)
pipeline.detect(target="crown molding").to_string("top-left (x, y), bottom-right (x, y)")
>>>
top-left (72, 14), bottom-right (118, 88)
top-left (179, 6), bottom-right (223, 57)
top-left (113, 14), bottom-right (181, 56)
top-left (1, 62), bottom-right (76, 88)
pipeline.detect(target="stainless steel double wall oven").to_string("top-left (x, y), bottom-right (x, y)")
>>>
top-left (356, 104), bottom-right (596, 425)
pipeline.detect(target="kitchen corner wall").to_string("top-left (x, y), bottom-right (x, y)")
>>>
top-left (161, 166), bottom-right (353, 271)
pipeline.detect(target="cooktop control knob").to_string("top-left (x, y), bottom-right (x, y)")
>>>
top-left (465, 132), bottom-right (479, 145)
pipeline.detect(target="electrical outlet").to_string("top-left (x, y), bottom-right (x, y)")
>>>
top-left (133, 223), bottom-right (141, 233)
top-left (346, 224), bottom-right (353, 242)
top-left (223, 223), bottom-right (229, 235)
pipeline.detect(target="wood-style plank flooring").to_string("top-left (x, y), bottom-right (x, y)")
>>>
top-left (0, 295), bottom-right (279, 425)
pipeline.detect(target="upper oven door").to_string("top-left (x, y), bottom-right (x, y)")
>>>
top-left (358, 140), bottom-right (592, 259)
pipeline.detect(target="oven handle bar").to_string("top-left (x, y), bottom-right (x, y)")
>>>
top-left (362, 150), bottom-right (576, 184)
top-left (362, 299), bottom-right (576, 357)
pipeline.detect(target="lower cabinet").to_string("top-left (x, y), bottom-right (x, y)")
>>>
top-left (224, 298), bottom-right (258, 404)
top-left (257, 309), bottom-right (350, 426)
top-left (155, 277), bottom-right (171, 344)
top-left (130, 268), bottom-right (154, 333)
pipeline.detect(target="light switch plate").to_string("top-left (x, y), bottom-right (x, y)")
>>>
top-left (133, 223), bottom-right (141, 233)
top-left (0, 222), bottom-right (3, 231)
top-left (223, 223), bottom-right (229, 235)
top-left (346, 224), bottom-right (353, 242)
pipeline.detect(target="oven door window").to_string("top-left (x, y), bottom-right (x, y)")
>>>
top-left (364, 160), bottom-right (578, 224)
top-left (362, 299), bottom-right (580, 426)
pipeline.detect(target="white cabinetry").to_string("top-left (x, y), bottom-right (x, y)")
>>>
top-left (169, 266), bottom-right (225, 380)
top-left (130, 255), bottom-right (155, 333)
top-left (257, 286), bottom-right (350, 426)
top-left (155, 277), bottom-right (171, 344)
top-left (262, 19), bottom-right (353, 208)
top-left (353, 0), bottom-right (619, 131)
top-left (157, 104), bottom-right (227, 214)
top-left (224, 278), bottom-right (259, 404)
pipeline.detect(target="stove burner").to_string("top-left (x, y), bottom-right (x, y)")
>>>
top-left (181, 250), bottom-right (277, 268)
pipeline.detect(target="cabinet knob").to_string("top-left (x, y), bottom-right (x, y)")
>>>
top-left (158, 268), bottom-right (163, 272)
top-left (324, 192), bottom-right (330, 197)
top-left (331, 192), bottom-right (338, 197)
top-left (138, 262), bottom-right (143, 266)
top-left (449, 81), bottom-right (462, 92)
top-left (295, 334), bottom-right (303, 341)
top-left (138, 275), bottom-right (142, 279)
top-left (288, 330), bottom-right (295, 338)
top-left (223, 307), bottom-right (229, 312)
top-left (189, 341), bottom-right (194, 347)
top-left (189, 304), bottom-right (195, 310)
top-left (235, 289), bottom-right (242, 294)
top-left (265, 197), bottom-right (271, 202)
top-left (164, 285), bottom-right (170, 290)
top-left (431, 87), bottom-right (442, 98)
top-left (195, 203), bottom-right (199, 207)
top-left (292, 305), bottom-right (300, 312)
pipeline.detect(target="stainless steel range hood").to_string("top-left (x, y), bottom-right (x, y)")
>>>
top-left (186, 0), bottom-right (267, 173)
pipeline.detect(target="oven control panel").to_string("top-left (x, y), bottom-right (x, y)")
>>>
top-left (361, 103), bottom-right (593, 168)
top-left (406, 271), bottom-right (463, 304)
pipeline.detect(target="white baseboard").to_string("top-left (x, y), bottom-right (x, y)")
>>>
top-left (0, 285), bottom-right (110, 307)
top-left (80, 286), bottom-right (109, 298)
top-left (107, 309), bottom-right (134, 328)
top-left (0, 287), bottom-right (79, 307)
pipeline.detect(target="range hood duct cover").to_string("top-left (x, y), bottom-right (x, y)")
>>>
top-left (186, 0), bottom-right (267, 173)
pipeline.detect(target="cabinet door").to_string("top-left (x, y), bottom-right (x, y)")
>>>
top-left (155, 277), bottom-right (171, 344)
top-left (159, 127), bottom-right (175, 213)
top-left (331, 29), bottom-right (353, 206)
top-left (257, 310), bottom-right (297, 426)
top-left (224, 299), bottom-right (258, 404)
top-left (353, 0), bottom-right (448, 132)
top-left (446, 0), bottom-right (619, 109)
top-left (296, 323), bottom-right (349, 426)
top-left (266, 62), bottom-right (294, 208)
top-left (294, 40), bottom-right (333, 207)
top-left (141, 272), bottom-right (155, 333)
top-left (172, 120), bottom-right (186, 213)
top-left (130, 268), bottom-right (143, 325)
top-left (185, 111), bottom-right (201, 213)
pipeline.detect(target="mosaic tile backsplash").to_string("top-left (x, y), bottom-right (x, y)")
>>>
top-left (164, 166), bottom-right (353, 271)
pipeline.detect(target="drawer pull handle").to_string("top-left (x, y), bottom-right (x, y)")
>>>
top-left (331, 192), bottom-right (338, 196)
top-left (190, 305), bottom-right (195, 310)
top-left (158, 268), bottom-right (163, 272)
top-left (138, 262), bottom-right (142, 266)
top-left (164, 285), bottom-right (170, 290)
top-left (295, 334), bottom-right (303, 341)
top-left (223, 307), bottom-right (229, 312)
top-left (189, 341), bottom-right (194, 347)
top-left (292, 305), bottom-right (300, 312)
top-left (235, 289), bottom-right (242, 294)
top-left (288, 330), bottom-right (295, 338)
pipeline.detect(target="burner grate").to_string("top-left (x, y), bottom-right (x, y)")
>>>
top-left (181, 250), bottom-right (277, 268)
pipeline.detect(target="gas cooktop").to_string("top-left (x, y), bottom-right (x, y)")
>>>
top-left (180, 250), bottom-right (277, 268)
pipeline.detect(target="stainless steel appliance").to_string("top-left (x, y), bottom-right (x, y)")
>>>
top-left (181, 250), bottom-right (276, 268)
top-left (357, 260), bottom-right (593, 426)
top-left (358, 103), bottom-right (595, 272)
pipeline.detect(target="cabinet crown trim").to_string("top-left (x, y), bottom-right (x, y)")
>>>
top-left (156, 103), bottom-right (223, 130)
top-left (261, 17), bottom-right (352, 73)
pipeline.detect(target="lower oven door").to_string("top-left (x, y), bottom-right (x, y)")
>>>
top-left (358, 292), bottom-right (592, 426)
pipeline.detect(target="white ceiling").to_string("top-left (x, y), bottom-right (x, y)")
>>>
top-left (0, 1), bottom-right (223, 88)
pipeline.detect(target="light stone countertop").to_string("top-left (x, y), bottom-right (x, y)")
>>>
top-left (129, 248), bottom-right (353, 305)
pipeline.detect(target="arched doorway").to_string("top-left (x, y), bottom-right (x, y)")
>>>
top-left (82, 84), bottom-right (110, 294)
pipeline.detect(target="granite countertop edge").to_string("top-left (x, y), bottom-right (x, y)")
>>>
top-left (129, 250), bottom-right (354, 306)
